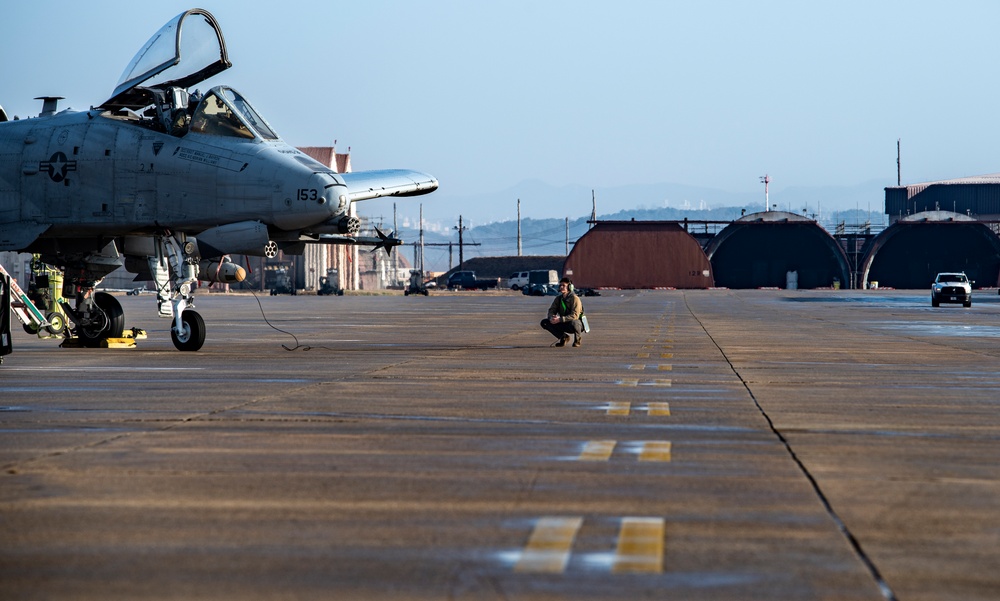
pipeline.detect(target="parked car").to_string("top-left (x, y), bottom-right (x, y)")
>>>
top-left (931, 272), bottom-right (972, 307)
top-left (508, 271), bottom-right (529, 290)
top-left (447, 271), bottom-right (500, 290)
top-left (521, 270), bottom-right (559, 296)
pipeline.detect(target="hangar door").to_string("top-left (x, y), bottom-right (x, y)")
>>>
top-left (708, 213), bottom-right (851, 289)
top-left (864, 221), bottom-right (1000, 289)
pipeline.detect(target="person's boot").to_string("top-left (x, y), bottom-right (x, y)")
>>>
top-left (573, 335), bottom-right (582, 347)
top-left (552, 335), bottom-right (570, 347)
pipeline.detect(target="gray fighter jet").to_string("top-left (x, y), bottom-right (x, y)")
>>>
top-left (0, 9), bottom-right (437, 351)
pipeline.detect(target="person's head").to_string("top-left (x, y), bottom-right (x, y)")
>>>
top-left (558, 277), bottom-right (573, 295)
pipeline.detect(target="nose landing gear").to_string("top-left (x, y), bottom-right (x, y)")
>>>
top-left (170, 309), bottom-right (205, 351)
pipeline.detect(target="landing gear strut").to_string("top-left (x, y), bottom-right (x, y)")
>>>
top-left (155, 233), bottom-right (206, 352)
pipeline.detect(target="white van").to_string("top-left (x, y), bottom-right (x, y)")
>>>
top-left (508, 271), bottom-right (529, 290)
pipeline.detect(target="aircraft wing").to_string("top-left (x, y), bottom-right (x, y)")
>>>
top-left (340, 169), bottom-right (438, 202)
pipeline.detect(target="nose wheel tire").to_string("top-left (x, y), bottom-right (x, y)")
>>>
top-left (171, 310), bottom-right (206, 351)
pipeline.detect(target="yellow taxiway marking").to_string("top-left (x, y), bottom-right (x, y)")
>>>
top-left (657, 364), bottom-right (672, 371)
top-left (660, 353), bottom-right (673, 359)
top-left (613, 517), bottom-right (665, 574)
top-left (515, 517), bottom-right (584, 573)
top-left (618, 379), bottom-right (639, 387)
top-left (647, 402), bottom-right (671, 416)
top-left (579, 440), bottom-right (617, 461)
top-left (636, 352), bottom-right (650, 359)
top-left (628, 364), bottom-right (645, 370)
top-left (639, 441), bottom-right (672, 462)
top-left (607, 401), bottom-right (631, 416)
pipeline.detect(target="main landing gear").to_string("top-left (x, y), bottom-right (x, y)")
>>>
top-left (75, 291), bottom-right (125, 347)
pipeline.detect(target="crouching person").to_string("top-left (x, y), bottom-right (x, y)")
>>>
top-left (540, 277), bottom-right (584, 347)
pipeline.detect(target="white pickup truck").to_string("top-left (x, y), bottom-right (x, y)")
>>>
top-left (931, 272), bottom-right (972, 307)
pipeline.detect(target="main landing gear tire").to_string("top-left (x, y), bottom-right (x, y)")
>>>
top-left (171, 310), bottom-right (206, 351)
top-left (79, 292), bottom-right (125, 347)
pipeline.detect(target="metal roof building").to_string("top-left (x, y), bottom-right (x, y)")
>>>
top-left (564, 221), bottom-right (713, 289)
top-left (885, 173), bottom-right (1000, 220)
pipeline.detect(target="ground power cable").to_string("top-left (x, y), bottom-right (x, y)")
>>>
top-left (247, 288), bottom-right (332, 351)
top-left (681, 292), bottom-right (898, 601)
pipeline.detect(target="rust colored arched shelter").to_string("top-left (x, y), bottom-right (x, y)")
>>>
top-left (564, 221), bottom-right (714, 289)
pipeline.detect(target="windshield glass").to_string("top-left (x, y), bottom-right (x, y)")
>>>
top-left (189, 89), bottom-right (254, 139)
top-left (222, 88), bottom-right (278, 140)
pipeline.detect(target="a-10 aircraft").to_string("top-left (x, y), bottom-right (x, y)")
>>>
top-left (0, 8), bottom-right (437, 352)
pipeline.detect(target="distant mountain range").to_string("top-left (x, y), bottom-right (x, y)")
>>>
top-left (372, 178), bottom-right (894, 273)
top-left (410, 178), bottom-right (895, 229)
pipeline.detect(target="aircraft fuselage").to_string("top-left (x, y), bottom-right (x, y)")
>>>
top-left (0, 109), bottom-right (346, 251)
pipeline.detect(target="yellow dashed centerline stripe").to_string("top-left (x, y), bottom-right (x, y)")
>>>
top-left (636, 352), bottom-right (650, 359)
top-left (647, 402), bottom-right (671, 416)
top-left (660, 353), bottom-right (673, 359)
top-left (515, 517), bottom-right (583, 573)
top-left (657, 364), bottom-right (672, 371)
top-left (639, 441), bottom-right (672, 462)
top-left (607, 402), bottom-right (631, 416)
top-left (628, 364), bottom-right (645, 370)
top-left (579, 440), bottom-right (616, 461)
top-left (613, 517), bottom-right (665, 574)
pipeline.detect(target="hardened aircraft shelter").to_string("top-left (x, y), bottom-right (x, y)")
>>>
top-left (564, 209), bottom-right (1000, 290)
top-left (704, 211), bottom-right (851, 289)
top-left (566, 212), bottom-right (852, 290)
top-left (861, 211), bottom-right (1000, 289)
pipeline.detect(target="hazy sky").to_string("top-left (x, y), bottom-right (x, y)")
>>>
top-left (4, 1), bottom-right (1000, 225)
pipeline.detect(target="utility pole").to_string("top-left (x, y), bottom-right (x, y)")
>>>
top-left (896, 138), bottom-right (903, 186)
top-left (760, 174), bottom-right (770, 211)
top-left (419, 204), bottom-right (425, 273)
top-left (565, 217), bottom-right (569, 255)
top-left (517, 199), bottom-right (522, 256)
top-left (392, 203), bottom-right (398, 284)
top-left (454, 215), bottom-right (467, 268)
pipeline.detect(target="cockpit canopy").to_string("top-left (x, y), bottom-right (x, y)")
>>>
top-left (95, 9), bottom-right (279, 141)
top-left (100, 8), bottom-right (230, 112)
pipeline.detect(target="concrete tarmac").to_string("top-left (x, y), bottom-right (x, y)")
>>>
top-left (1, 288), bottom-right (998, 600)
